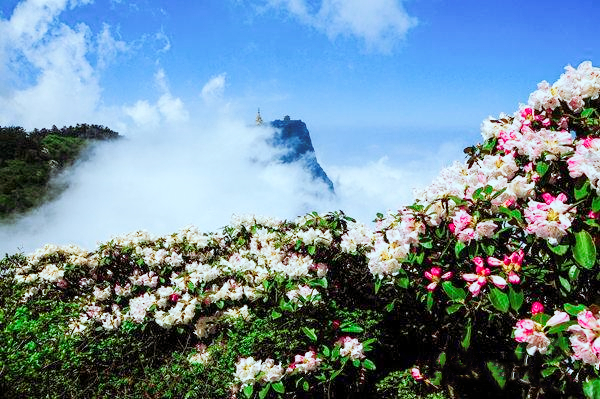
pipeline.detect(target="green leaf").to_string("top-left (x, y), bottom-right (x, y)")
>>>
top-left (488, 287), bottom-right (510, 313)
top-left (559, 275), bottom-right (571, 292)
top-left (426, 291), bottom-right (434, 311)
top-left (536, 161), bottom-right (549, 177)
top-left (442, 281), bottom-right (467, 302)
top-left (455, 241), bottom-right (466, 258)
top-left (547, 321), bottom-right (575, 335)
top-left (430, 371), bottom-right (443, 386)
top-left (321, 346), bottom-right (330, 357)
top-left (270, 310), bottom-right (282, 320)
top-left (187, 281), bottom-right (195, 292)
top-left (385, 300), bottom-right (395, 312)
top-left (280, 300), bottom-right (294, 312)
top-left (564, 303), bottom-right (587, 316)
top-left (303, 380), bottom-right (309, 391)
top-left (573, 230), bottom-right (597, 269)
top-left (547, 241), bottom-right (569, 256)
top-left (446, 303), bottom-right (463, 315)
top-left (541, 366), bottom-right (558, 378)
top-left (568, 265), bottom-right (580, 281)
top-left (309, 277), bottom-right (328, 289)
top-left (483, 138), bottom-right (497, 152)
top-left (438, 352), bottom-right (446, 367)
top-left (331, 345), bottom-right (340, 360)
top-left (508, 286), bottom-right (524, 312)
top-left (295, 239), bottom-right (303, 251)
top-left (514, 344), bottom-right (525, 360)
top-left (352, 359), bottom-right (361, 367)
top-left (259, 383), bottom-right (270, 399)
top-left (302, 327), bottom-right (318, 342)
top-left (486, 361), bottom-right (507, 389)
top-left (307, 245), bottom-right (316, 256)
top-left (396, 269), bottom-right (410, 289)
top-left (243, 384), bottom-right (254, 398)
top-left (420, 239), bottom-right (433, 249)
top-left (483, 243), bottom-right (495, 257)
top-left (581, 108), bottom-right (595, 118)
top-left (575, 180), bottom-right (591, 200)
top-left (341, 324), bottom-right (364, 333)
top-left (557, 335), bottom-right (570, 352)
top-left (461, 321), bottom-right (472, 350)
top-left (583, 378), bottom-right (600, 399)
top-left (362, 358), bottom-right (376, 370)
top-left (272, 381), bottom-right (285, 394)
top-left (593, 196), bottom-right (600, 213)
top-left (374, 278), bottom-right (382, 294)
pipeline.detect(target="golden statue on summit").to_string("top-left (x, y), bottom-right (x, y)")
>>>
top-left (255, 109), bottom-right (263, 125)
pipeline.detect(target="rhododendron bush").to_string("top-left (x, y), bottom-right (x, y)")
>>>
top-left (1, 61), bottom-right (599, 398)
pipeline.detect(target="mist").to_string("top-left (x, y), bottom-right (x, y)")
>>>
top-left (0, 111), bottom-right (463, 255)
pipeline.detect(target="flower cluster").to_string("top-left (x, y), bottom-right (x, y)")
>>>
top-left (337, 336), bottom-right (366, 360)
top-left (568, 310), bottom-right (600, 368)
top-left (234, 357), bottom-right (285, 386)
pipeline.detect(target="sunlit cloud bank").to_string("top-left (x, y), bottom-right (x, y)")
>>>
top-left (0, 0), bottom-right (461, 255)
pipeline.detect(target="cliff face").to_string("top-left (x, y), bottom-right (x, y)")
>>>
top-left (270, 116), bottom-right (334, 192)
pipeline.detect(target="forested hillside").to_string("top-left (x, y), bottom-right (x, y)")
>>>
top-left (0, 124), bottom-right (119, 218)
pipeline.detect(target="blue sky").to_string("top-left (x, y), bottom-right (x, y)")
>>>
top-left (1, 0), bottom-right (598, 149)
top-left (0, 0), bottom-right (598, 252)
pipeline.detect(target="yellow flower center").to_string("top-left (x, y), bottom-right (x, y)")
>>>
top-left (547, 209), bottom-right (559, 222)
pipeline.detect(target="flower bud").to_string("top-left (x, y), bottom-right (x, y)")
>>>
top-left (531, 301), bottom-right (544, 315)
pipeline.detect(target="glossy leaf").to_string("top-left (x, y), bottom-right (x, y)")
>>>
top-left (302, 327), bottom-right (318, 342)
top-left (489, 287), bottom-right (510, 313)
top-left (583, 378), bottom-right (600, 399)
top-left (272, 382), bottom-right (285, 394)
top-left (564, 303), bottom-right (587, 316)
top-left (455, 241), bottom-right (466, 258)
top-left (442, 281), bottom-right (467, 302)
top-left (508, 286), bottom-right (524, 312)
top-left (573, 230), bottom-right (596, 269)
top-left (461, 321), bottom-right (472, 350)
top-left (486, 361), bottom-right (507, 389)
top-left (362, 359), bottom-right (376, 370)
top-left (575, 180), bottom-right (591, 200)
top-left (547, 241), bottom-right (569, 256)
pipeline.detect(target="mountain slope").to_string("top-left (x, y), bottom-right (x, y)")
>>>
top-left (270, 116), bottom-right (334, 192)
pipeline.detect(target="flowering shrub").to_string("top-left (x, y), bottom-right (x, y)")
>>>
top-left (1, 61), bottom-right (600, 398)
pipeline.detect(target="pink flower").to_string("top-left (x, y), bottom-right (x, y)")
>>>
top-left (287, 350), bottom-right (321, 373)
top-left (487, 249), bottom-right (524, 285)
top-left (524, 192), bottom-right (576, 245)
top-left (531, 302), bottom-right (545, 315)
top-left (567, 325), bottom-right (600, 367)
top-left (578, 310), bottom-right (600, 330)
top-left (513, 318), bottom-right (550, 355)
top-left (462, 257), bottom-right (507, 296)
top-left (514, 319), bottom-right (536, 342)
top-left (546, 311), bottom-right (570, 327)
top-left (424, 267), bottom-right (453, 291)
top-left (411, 367), bottom-right (424, 381)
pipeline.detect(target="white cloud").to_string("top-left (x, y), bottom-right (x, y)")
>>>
top-left (0, 0), bottom-right (102, 128)
top-left (97, 23), bottom-right (129, 69)
top-left (201, 73), bottom-right (227, 103)
top-left (155, 30), bottom-right (171, 53)
top-left (123, 100), bottom-right (161, 128)
top-left (123, 67), bottom-right (189, 127)
top-left (266, 0), bottom-right (417, 52)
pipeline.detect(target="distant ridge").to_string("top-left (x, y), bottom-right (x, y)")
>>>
top-left (270, 116), bottom-right (334, 192)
